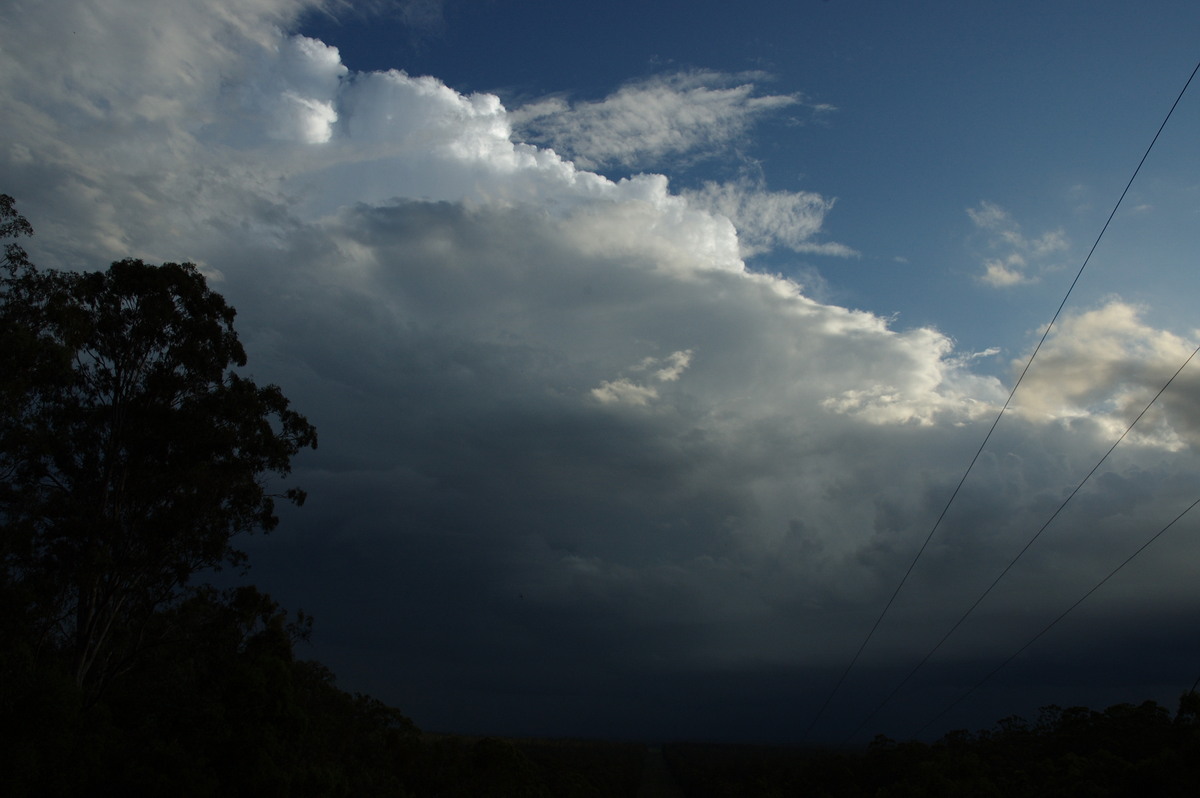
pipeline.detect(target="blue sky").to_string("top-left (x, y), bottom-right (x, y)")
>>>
top-left (4, 0), bottom-right (1200, 744)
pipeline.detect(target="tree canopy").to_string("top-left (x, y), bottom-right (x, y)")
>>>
top-left (0, 195), bottom-right (317, 699)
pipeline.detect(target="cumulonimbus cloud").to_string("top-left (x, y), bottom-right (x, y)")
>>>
top-left (5, 0), bottom-right (1200, 741)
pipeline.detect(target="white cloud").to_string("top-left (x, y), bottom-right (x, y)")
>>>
top-left (683, 178), bottom-right (857, 258)
top-left (968, 200), bottom-right (1069, 287)
top-left (1012, 301), bottom-right (1200, 447)
top-left (982, 254), bottom-right (1030, 287)
top-left (252, 35), bottom-right (347, 143)
top-left (592, 378), bottom-right (661, 407)
top-left (592, 350), bottom-right (694, 406)
top-left (652, 350), bottom-right (693, 382)
top-left (510, 71), bottom-right (800, 171)
top-left (0, 0), bottom-right (321, 268)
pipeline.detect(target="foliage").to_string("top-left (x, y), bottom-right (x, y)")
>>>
top-left (0, 193), bottom-right (33, 272)
top-left (0, 203), bottom-right (317, 700)
top-left (0, 584), bottom-right (423, 797)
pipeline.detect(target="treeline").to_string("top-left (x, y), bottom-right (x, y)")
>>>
top-left (666, 693), bottom-right (1200, 797)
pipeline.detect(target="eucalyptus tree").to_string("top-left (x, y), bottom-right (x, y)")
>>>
top-left (0, 196), bottom-right (317, 699)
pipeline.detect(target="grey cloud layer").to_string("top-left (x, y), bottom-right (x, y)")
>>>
top-left (5, 0), bottom-right (1200, 740)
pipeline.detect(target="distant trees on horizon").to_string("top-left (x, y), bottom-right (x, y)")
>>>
top-left (666, 694), bottom-right (1200, 797)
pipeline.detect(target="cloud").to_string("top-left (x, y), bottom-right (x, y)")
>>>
top-left (0, 0), bottom-right (320, 268)
top-left (683, 178), bottom-right (857, 258)
top-left (5, 0), bottom-right (1200, 742)
top-left (968, 201), bottom-right (1069, 287)
top-left (981, 254), bottom-right (1029, 287)
top-left (314, 0), bottom-right (446, 39)
top-left (510, 71), bottom-right (800, 171)
top-left (592, 350), bottom-right (694, 406)
top-left (221, 34), bottom-right (349, 144)
top-left (1012, 301), bottom-right (1200, 447)
top-left (395, 0), bottom-right (445, 33)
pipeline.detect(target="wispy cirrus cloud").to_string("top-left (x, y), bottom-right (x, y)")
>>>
top-left (509, 71), bottom-right (801, 171)
top-left (683, 178), bottom-right (857, 258)
top-left (395, 0), bottom-right (445, 33)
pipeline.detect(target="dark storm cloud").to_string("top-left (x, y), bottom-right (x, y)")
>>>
top-left (5, 0), bottom-right (1200, 743)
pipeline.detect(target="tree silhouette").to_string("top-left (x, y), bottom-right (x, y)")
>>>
top-left (1, 197), bottom-right (316, 701)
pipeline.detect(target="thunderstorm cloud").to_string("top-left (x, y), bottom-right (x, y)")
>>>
top-left (4, 0), bottom-right (1199, 742)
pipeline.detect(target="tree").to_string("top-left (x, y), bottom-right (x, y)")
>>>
top-left (0, 194), bottom-right (33, 276)
top-left (0, 196), bottom-right (317, 701)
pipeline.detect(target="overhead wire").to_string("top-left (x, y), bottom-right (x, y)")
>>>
top-left (842, 342), bottom-right (1200, 742)
top-left (804, 55), bottom-right (1200, 741)
top-left (911, 493), bottom-right (1200, 739)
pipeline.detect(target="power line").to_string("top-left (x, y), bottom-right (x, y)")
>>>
top-left (842, 342), bottom-right (1200, 742)
top-left (911, 494), bottom-right (1200, 739)
top-left (804, 55), bottom-right (1200, 741)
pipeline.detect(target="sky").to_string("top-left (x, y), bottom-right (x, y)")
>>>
top-left (3, 0), bottom-right (1200, 745)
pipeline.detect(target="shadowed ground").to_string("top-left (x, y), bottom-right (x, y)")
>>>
top-left (637, 746), bottom-right (685, 798)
